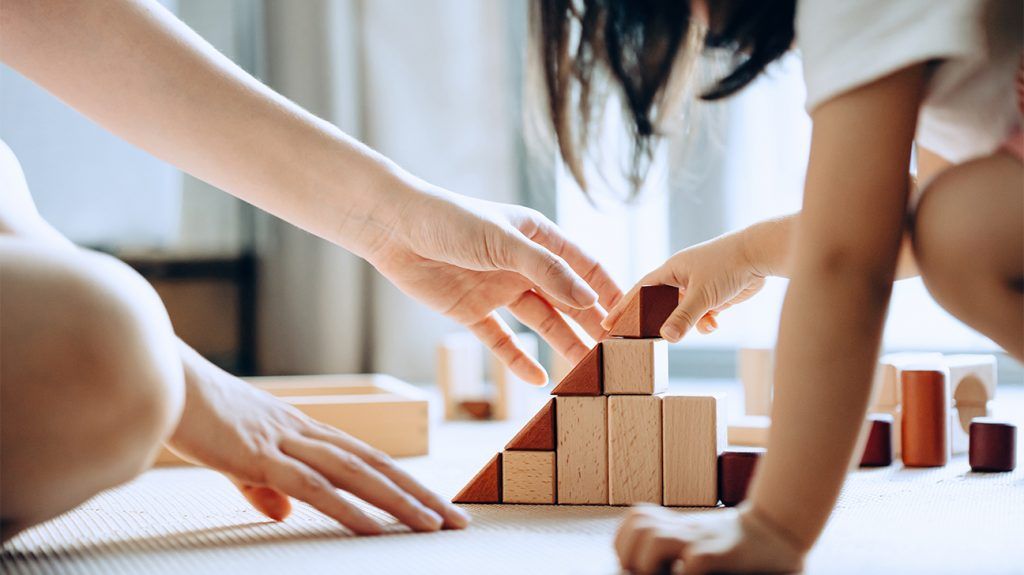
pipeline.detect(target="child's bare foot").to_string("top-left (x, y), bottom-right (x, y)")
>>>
top-left (614, 504), bottom-right (807, 574)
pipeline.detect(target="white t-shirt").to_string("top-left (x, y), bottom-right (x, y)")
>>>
top-left (798, 0), bottom-right (1022, 163)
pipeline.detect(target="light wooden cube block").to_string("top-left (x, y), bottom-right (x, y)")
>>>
top-left (609, 396), bottom-right (663, 505)
top-left (738, 348), bottom-right (773, 416)
top-left (663, 394), bottom-right (727, 507)
top-left (502, 451), bottom-right (556, 504)
top-left (946, 354), bottom-right (997, 455)
top-left (557, 396), bottom-right (608, 504)
top-left (603, 338), bottom-right (668, 395)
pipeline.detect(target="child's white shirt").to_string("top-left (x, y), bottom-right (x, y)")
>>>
top-left (797, 0), bottom-right (1021, 163)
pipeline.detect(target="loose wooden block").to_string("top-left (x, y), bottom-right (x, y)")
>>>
top-left (718, 448), bottom-right (764, 507)
top-left (727, 415), bottom-right (770, 448)
top-left (608, 396), bottom-right (663, 505)
top-left (551, 343), bottom-right (603, 396)
top-left (502, 451), bottom-right (556, 504)
top-left (859, 413), bottom-right (893, 467)
top-left (871, 352), bottom-right (944, 410)
top-left (946, 354), bottom-right (997, 455)
top-left (453, 453), bottom-right (502, 503)
top-left (556, 396), bottom-right (608, 504)
top-left (505, 398), bottom-right (556, 451)
top-left (602, 338), bottom-right (668, 395)
top-left (901, 369), bottom-right (949, 467)
top-left (437, 333), bottom-right (485, 420)
top-left (608, 285), bottom-right (679, 338)
top-left (738, 348), bottom-right (774, 416)
top-left (969, 419), bottom-right (1017, 472)
top-left (491, 332), bottom-right (539, 420)
top-left (458, 399), bottom-right (493, 420)
top-left (871, 406), bottom-right (902, 457)
top-left (663, 394), bottom-right (727, 507)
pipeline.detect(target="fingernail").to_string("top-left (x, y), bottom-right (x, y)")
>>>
top-left (572, 281), bottom-right (598, 307)
top-left (661, 326), bottom-right (680, 341)
top-left (446, 506), bottom-right (472, 529)
top-left (418, 508), bottom-right (443, 531)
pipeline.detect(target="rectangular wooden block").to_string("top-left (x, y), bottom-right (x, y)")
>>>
top-left (609, 396), bottom-right (663, 505)
top-left (437, 333), bottom-right (485, 420)
top-left (727, 415), bottom-right (771, 448)
top-left (663, 394), bottom-right (727, 507)
top-left (502, 451), bottom-right (556, 504)
top-left (557, 396), bottom-right (609, 504)
top-left (603, 338), bottom-right (668, 395)
top-left (738, 348), bottom-right (773, 416)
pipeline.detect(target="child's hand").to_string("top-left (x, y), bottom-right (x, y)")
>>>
top-left (602, 229), bottom-right (768, 342)
top-left (614, 505), bottom-right (806, 574)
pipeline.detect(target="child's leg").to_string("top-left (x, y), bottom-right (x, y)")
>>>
top-left (912, 151), bottom-right (1023, 360)
top-left (0, 238), bottom-right (184, 541)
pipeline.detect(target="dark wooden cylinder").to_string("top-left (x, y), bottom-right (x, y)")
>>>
top-left (901, 369), bottom-right (949, 467)
top-left (969, 419), bottom-right (1017, 472)
top-left (718, 449), bottom-right (764, 507)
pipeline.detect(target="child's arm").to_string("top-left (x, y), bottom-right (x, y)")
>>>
top-left (615, 65), bottom-right (928, 573)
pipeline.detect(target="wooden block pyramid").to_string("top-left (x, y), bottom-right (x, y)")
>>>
top-left (453, 285), bottom-right (730, 507)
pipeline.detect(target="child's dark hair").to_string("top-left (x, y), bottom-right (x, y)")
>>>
top-left (532, 0), bottom-right (796, 196)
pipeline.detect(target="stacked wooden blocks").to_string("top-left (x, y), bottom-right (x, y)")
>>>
top-left (454, 286), bottom-right (736, 507)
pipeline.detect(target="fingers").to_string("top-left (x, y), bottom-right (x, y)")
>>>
top-left (633, 529), bottom-right (692, 574)
top-left (264, 456), bottom-right (383, 535)
top-left (523, 218), bottom-right (623, 310)
top-left (302, 425), bottom-right (471, 530)
top-left (234, 482), bottom-right (292, 521)
top-left (468, 311), bottom-right (547, 385)
top-left (494, 228), bottom-right (598, 310)
top-left (660, 285), bottom-right (713, 343)
top-left (507, 291), bottom-right (590, 366)
top-left (616, 508), bottom-right (697, 574)
top-left (280, 435), bottom-right (443, 533)
top-left (537, 288), bottom-right (608, 342)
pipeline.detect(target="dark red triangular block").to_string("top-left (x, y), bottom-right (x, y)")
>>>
top-left (453, 453), bottom-right (502, 503)
top-left (505, 398), bottom-right (556, 451)
top-left (609, 285), bottom-right (678, 338)
top-left (551, 343), bottom-right (602, 396)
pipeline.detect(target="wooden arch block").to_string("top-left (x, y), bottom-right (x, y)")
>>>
top-left (452, 453), bottom-right (502, 503)
top-left (505, 398), bottom-right (556, 451)
top-left (551, 343), bottom-right (602, 396)
top-left (608, 285), bottom-right (678, 338)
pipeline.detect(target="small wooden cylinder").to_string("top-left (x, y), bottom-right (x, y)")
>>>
top-left (969, 419), bottom-right (1017, 472)
top-left (860, 413), bottom-right (893, 467)
top-left (718, 449), bottom-right (764, 507)
top-left (901, 369), bottom-right (949, 467)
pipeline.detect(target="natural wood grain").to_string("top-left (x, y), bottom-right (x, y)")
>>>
top-left (453, 453), bottom-right (503, 503)
top-left (502, 451), bottom-right (556, 504)
top-left (602, 338), bottom-right (668, 395)
top-left (505, 398), bottom-right (556, 451)
top-left (738, 348), bottom-right (773, 416)
top-left (663, 394), bottom-right (726, 507)
top-left (551, 343), bottom-right (603, 396)
top-left (608, 285), bottom-right (678, 338)
top-left (556, 396), bottom-right (608, 504)
top-left (608, 396), bottom-right (663, 505)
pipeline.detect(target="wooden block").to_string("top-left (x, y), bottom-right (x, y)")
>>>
top-left (556, 396), bottom-right (608, 504)
top-left (156, 374), bottom-right (429, 464)
top-left (602, 338), bottom-right (668, 395)
top-left (492, 332), bottom-right (539, 420)
top-left (458, 399), bottom-right (493, 420)
top-left (505, 398), bottom-right (556, 451)
top-left (871, 352), bottom-right (944, 410)
top-left (718, 448), bottom-right (764, 507)
top-left (738, 348), bottom-right (773, 416)
top-left (502, 451), bottom-right (556, 503)
top-left (551, 343), bottom-right (603, 396)
top-left (901, 369), bottom-right (949, 467)
top-left (663, 394), bottom-right (727, 507)
top-left (859, 413), bottom-right (893, 467)
top-left (608, 396), bottom-right (663, 505)
top-left (969, 419), bottom-right (1017, 472)
top-left (453, 453), bottom-right (502, 503)
top-left (608, 285), bottom-right (679, 338)
top-left (727, 415), bottom-right (770, 448)
top-left (946, 354), bottom-right (997, 455)
top-left (437, 333), bottom-right (485, 420)
top-left (870, 406), bottom-right (902, 457)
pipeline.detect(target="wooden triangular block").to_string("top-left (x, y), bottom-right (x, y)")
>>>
top-left (453, 453), bottom-right (502, 503)
top-left (551, 343), bottom-right (602, 396)
top-left (505, 398), bottom-right (556, 450)
top-left (609, 285), bottom-right (678, 338)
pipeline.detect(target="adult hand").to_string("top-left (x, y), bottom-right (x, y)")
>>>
top-left (166, 344), bottom-right (469, 534)
top-left (367, 185), bottom-right (622, 385)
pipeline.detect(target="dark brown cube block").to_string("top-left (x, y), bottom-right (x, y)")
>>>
top-left (718, 448), bottom-right (764, 507)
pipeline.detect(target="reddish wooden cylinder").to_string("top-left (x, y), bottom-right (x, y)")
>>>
top-left (860, 414), bottom-right (893, 467)
top-left (901, 369), bottom-right (949, 467)
top-left (969, 419), bottom-right (1017, 472)
top-left (718, 449), bottom-right (764, 507)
